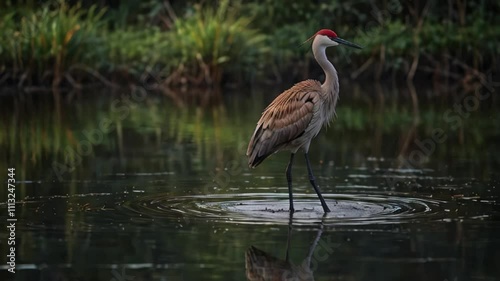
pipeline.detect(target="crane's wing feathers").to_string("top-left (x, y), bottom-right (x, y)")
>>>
top-left (247, 80), bottom-right (322, 168)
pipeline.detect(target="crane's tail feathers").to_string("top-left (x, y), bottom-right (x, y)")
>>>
top-left (248, 152), bottom-right (272, 169)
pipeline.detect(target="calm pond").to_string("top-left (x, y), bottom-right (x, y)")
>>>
top-left (1, 81), bottom-right (499, 281)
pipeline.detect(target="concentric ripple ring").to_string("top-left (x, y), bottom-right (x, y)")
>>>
top-left (121, 193), bottom-right (450, 226)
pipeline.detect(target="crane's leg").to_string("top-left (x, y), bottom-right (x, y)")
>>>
top-left (304, 153), bottom-right (331, 213)
top-left (286, 153), bottom-right (295, 213)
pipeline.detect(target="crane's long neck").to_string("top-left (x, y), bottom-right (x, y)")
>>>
top-left (312, 39), bottom-right (339, 98)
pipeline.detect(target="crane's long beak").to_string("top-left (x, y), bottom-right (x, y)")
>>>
top-left (333, 37), bottom-right (363, 49)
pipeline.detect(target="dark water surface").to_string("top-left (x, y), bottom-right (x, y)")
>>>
top-left (1, 83), bottom-right (499, 281)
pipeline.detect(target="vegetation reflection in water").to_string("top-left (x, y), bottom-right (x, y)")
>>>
top-left (1, 84), bottom-right (498, 183)
top-left (0, 83), bottom-right (499, 280)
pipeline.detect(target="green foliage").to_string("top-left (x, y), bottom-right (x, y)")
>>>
top-left (103, 0), bottom-right (269, 85)
top-left (104, 27), bottom-right (172, 77)
top-left (246, 0), bottom-right (367, 77)
top-left (166, 0), bottom-right (267, 85)
top-left (0, 0), bottom-right (499, 88)
top-left (352, 15), bottom-right (500, 74)
top-left (0, 1), bottom-right (106, 86)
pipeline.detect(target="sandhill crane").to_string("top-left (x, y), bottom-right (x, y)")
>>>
top-left (247, 29), bottom-right (362, 213)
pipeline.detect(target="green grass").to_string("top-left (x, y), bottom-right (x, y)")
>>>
top-left (0, 1), bottom-right (106, 87)
top-left (165, 0), bottom-right (267, 85)
top-left (0, 0), bottom-right (498, 88)
top-left (0, 0), bottom-right (267, 87)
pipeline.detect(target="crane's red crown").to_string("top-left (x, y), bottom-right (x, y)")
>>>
top-left (303, 29), bottom-right (338, 45)
top-left (316, 29), bottom-right (338, 38)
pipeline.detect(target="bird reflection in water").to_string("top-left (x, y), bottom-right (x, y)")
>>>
top-left (245, 215), bottom-right (326, 281)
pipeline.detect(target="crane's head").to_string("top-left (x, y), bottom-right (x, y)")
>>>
top-left (308, 29), bottom-right (362, 49)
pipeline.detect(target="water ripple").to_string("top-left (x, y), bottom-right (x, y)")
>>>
top-left (121, 192), bottom-right (460, 226)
